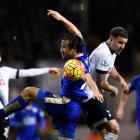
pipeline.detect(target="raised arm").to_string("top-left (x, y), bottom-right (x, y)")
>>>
top-left (47, 10), bottom-right (83, 38)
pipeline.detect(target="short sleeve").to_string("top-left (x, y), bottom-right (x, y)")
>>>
top-left (95, 53), bottom-right (112, 72)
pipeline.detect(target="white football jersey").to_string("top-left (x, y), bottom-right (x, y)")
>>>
top-left (0, 66), bottom-right (17, 108)
top-left (89, 42), bottom-right (117, 80)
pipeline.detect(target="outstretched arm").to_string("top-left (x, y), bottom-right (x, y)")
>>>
top-left (47, 9), bottom-right (83, 38)
top-left (18, 67), bottom-right (63, 78)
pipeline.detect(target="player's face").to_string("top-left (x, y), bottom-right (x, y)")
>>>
top-left (60, 40), bottom-right (73, 59)
top-left (110, 36), bottom-right (128, 54)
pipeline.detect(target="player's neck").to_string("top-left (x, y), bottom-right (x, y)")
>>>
top-left (76, 53), bottom-right (83, 58)
top-left (106, 39), bottom-right (114, 54)
top-left (106, 39), bottom-right (111, 47)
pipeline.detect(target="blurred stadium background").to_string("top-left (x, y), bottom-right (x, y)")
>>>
top-left (0, 0), bottom-right (140, 139)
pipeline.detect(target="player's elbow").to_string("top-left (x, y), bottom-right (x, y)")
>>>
top-left (97, 80), bottom-right (107, 89)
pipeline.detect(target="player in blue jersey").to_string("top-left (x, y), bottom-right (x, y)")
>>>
top-left (116, 75), bottom-right (140, 140)
top-left (0, 49), bottom-right (62, 140)
top-left (0, 10), bottom-right (103, 140)
top-left (48, 10), bottom-right (120, 140)
top-left (48, 10), bottom-right (119, 140)
top-left (0, 10), bottom-right (120, 140)
top-left (9, 103), bottom-right (46, 140)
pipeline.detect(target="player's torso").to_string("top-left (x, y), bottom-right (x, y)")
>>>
top-left (89, 42), bottom-right (116, 80)
top-left (0, 67), bottom-right (11, 92)
top-left (17, 106), bottom-right (39, 126)
top-left (15, 106), bottom-right (40, 139)
top-left (61, 53), bottom-right (93, 102)
top-left (0, 67), bottom-right (12, 107)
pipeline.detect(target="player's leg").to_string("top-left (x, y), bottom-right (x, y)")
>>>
top-left (54, 101), bottom-right (81, 140)
top-left (96, 108), bottom-right (119, 140)
top-left (103, 119), bottom-right (119, 139)
top-left (0, 124), bottom-right (7, 140)
top-left (0, 102), bottom-right (9, 140)
top-left (0, 87), bottom-right (38, 119)
top-left (82, 98), bottom-right (119, 140)
top-left (56, 101), bottom-right (81, 140)
top-left (38, 90), bottom-right (81, 140)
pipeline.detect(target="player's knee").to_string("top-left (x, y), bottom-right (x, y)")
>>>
top-left (21, 87), bottom-right (39, 101)
top-left (107, 119), bottom-right (120, 134)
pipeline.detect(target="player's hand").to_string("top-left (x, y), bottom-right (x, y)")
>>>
top-left (115, 109), bottom-right (124, 121)
top-left (93, 92), bottom-right (104, 103)
top-left (120, 79), bottom-right (129, 94)
top-left (47, 10), bottom-right (64, 21)
top-left (110, 87), bottom-right (118, 97)
top-left (49, 67), bottom-right (63, 77)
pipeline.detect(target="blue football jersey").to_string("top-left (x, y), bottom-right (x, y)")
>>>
top-left (129, 75), bottom-right (140, 108)
top-left (9, 103), bottom-right (46, 140)
top-left (129, 75), bottom-right (140, 131)
top-left (60, 40), bottom-right (93, 102)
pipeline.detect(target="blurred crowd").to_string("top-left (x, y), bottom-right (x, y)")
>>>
top-left (0, 0), bottom-right (140, 140)
top-left (0, 0), bottom-right (140, 74)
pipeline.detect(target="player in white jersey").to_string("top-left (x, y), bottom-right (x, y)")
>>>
top-left (89, 27), bottom-right (129, 140)
top-left (90, 27), bottom-right (128, 96)
top-left (0, 53), bottom-right (62, 139)
top-left (90, 42), bottom-right (116, 82)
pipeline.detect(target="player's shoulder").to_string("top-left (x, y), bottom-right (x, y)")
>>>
top-left (0, 66), bottom-right (17, 71)
top-left (98, 42), bottom-right (110, 54)
top-left (91, 42), bottom-right (109, 58)
top-left (0, 66), bottom-right (10, 71)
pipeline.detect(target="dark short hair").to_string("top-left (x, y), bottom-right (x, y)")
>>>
top-left (110, 27), bottom-right (128, 39)
top-left (62, 34), bottom-right (86, 53)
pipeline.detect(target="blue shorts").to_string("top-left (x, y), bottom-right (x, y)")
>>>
top-left (35, 89), bottom-right (81, 138)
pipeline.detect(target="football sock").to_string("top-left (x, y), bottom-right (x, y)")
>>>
top-left (104, 132), bottom-right (118, 140)
top-left (59, 128), bottom-right (75, 139)
top-left (0, 95), bottom-right (28, 119)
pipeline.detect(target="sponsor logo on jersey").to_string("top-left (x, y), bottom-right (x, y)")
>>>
top-left (101, 60), bottom-right (109, 67)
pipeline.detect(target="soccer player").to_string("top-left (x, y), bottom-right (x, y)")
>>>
top-left (48, 10), bottom-right (122, 140)
top-left (116, 75), bottom-right (140, 140)
top-left (89, 26), bottom-right (129, 139)
top-left (89, 27), bottom-right (128, 97)
top-left (0, 10), bottom-right (103, 140)
top-left (0, 51), bottom-right (62, 139)
top-left (9, 103), bottom-right (46, 140)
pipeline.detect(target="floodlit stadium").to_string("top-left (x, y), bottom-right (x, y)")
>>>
top-left (0, 0), bottom-right (139, 140)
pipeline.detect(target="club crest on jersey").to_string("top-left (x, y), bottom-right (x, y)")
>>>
top-left (101, 60), bottom-right (109, 67)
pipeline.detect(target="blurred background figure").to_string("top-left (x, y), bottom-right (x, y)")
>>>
top-left (9, 103), bottom-right (46, 140)
top-left (0, 48), bottom-right (62, 140)
top-left (116, 74), bottom-right (140, 140)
